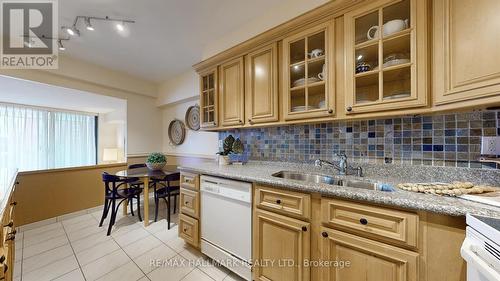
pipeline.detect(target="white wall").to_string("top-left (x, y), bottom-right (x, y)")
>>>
top-left (0, 56), bottom-right (162, 157)
top-left (157, 71), bottom-right (199, 106)
top-left (98, 111), bottom-right (127, 163)
top-left (162, 98), bottom-right (219, 158)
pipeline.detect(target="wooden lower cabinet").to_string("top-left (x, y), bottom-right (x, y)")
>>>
top-left (179, 214), bottom-right (199, 248)
top-left (0, 178), bottom-right (17, 281)
top-left (253, 209), bottom-right (310, 281)
top-left (321, 198), bottom-right (418, 248)
top-left (254, 185), bottom-right (311, 220)
top-left (178, 172), bottom-right (200, 248)
top-left (179, 188), bottom-right (199, 219)
top-left (319, 227), bottom-right (418, 281)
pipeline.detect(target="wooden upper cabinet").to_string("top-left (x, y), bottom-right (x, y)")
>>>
top-left (245, 43), bottom-right (279, 125)
top-left (283, 21), bottom-right (336, 120)
top-left (199, 68), bottom-right (218, 128)
top-left (344, 0), bottom-right (428, 114)
top-left (253, 209), bottom-right (310, 281)
top-left (219, 57), bottom-right (245, 126)
top-left (433, 0), bottom-right (500, 105)
top-left (320, 228), bottom-right (418, 281)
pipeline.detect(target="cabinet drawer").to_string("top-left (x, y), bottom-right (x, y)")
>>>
top-left (180, 172), bottom-right (199, 191)
top-left (180, 188), bottom-right (199, 219)
top-left (321, 198), bottom-right (418, 248)
top-left (255, 185), bottom-right (311, 220)
top-left (320, 227), bottom-right (418, 281)
top-left (179, 214), bottom-right (199, 248)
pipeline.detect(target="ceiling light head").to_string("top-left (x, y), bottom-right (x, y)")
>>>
top-left (58, 40), bottom-right (65, 51)
top-left (66, 26), bottom-right (80, 36)
top-left (24, 39), bottom-right (34, 48)
top-left (115, 22), bottom-right (125, 32)
top-left (85, 17), bottom-right (94, 31)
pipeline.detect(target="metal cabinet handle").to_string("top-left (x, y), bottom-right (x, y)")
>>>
top-left (322, 231), bottom-right (329, 238)
top-left (359, 218), bottom-right (368, 225)
top-left (0, 255), bottom-right (4, 263)
top-left (3, 221), bottom-right (13, 228)
top-left (302, 226), bottom-right (307, 232)
top-left (276, 199), bottom-right (281, 204)
top-left (248, 119), bottom-right (253, 125)
top-left (328, 108), bottom-right (333, 114)
top-left (10, 202), bottom-right (17, 206)
top-left (346, 106), bottom-right (352, 112)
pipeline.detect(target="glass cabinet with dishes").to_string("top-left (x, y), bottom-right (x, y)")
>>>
top-left (282, 21), bottom-right (335, 120)
top-left (199, 68), bottom-right (218, 128)
top-left (344, 0), bottom-right (427, 114)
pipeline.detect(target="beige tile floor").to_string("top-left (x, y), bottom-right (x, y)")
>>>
top-left (15, 198), bottom-right (245, 281)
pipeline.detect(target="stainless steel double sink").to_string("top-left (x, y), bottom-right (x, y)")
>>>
top-left (272, 171), bottom-right (379, 191)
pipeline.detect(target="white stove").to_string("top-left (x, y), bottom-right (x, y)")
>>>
top-left (461, 214), bottom-right (500, 280)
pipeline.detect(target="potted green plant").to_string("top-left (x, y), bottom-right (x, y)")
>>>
top-left (217, 135), bottom-right (235, 165)
top-left (229, 138), bottom-right (247, 165)
top-left (146, 152), bottom-right (167, 170)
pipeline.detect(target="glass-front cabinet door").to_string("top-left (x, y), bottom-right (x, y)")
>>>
top-left (344, 0), bottom-right (427, 114)
top-left (282, 21), bottom-right (335, 120)
top-left (199, 68), bottom-right (218, 128)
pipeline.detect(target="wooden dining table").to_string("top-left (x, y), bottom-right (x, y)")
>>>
top-left (115, 165), bottom-right (180, 226)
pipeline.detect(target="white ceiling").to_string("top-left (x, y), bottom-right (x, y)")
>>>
top-left (0, 75), bottom-right (126, 115)
top-left (58, 0), bottom-right (292, 82)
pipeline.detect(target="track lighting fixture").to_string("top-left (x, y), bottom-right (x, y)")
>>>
top-left (115, 21), bottom-right (125, 32)
top-left (58, 16), bottom-right (135, 51)
top-left (22, 34), bottom-right (68, 51)
top-left (65, 26), bottom-right (80, 36)
top-left (58, 40), bottom-right (65, 51)
top-left (24, 39), bottom-right (34, 48)
top-left (84, 17), bottom-right (94, 31)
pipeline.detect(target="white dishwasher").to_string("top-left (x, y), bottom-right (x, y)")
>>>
top-left (200, 175), bottom-right (252, 280)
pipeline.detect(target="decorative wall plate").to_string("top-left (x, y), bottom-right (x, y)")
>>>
top-left (168, 119), bottom-right (186, 145)
top-left (185, 105), bottom-right (200, 131)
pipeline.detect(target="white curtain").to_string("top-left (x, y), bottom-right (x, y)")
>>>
top-left (0, 104), bottom-right (96, 171)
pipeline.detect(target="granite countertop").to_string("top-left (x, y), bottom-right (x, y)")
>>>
top-left (178, 161), bottom-right (500, 217)
top-left (0, 169), bottom-right (18, 216)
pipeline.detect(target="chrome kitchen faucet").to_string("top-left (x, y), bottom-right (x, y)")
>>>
top-left (315, 153), bottom-right (363, 177)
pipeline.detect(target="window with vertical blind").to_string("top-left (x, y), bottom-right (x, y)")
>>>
top-left (0, 103), bottom-right (97, 171)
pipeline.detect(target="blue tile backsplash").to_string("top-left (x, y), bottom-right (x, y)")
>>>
top-left (219, 110), bottom-right (500, 169)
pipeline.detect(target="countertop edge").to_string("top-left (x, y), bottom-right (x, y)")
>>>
top-left (178, 165), bottom-right (500, 217)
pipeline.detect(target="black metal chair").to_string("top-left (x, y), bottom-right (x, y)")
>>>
top-left (151, 173), bottom-right (180, 229)
top-left (128, 163), bottom-right (179, 229)
top-left (99, 172), bottom-right (143, 235)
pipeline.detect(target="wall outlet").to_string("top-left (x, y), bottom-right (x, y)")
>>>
top-left (481, 136), bottom-right (500, 156)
